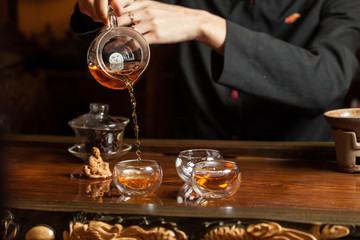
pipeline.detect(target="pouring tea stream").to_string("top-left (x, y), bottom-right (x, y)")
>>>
top-left (87, 7), bottom-right (150, 162)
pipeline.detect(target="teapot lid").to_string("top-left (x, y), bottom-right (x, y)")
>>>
top-left (68, 103), bottom-right (129, 130)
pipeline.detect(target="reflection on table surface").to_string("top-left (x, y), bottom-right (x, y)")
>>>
top-left (2, 134), bottom-right (360, 225)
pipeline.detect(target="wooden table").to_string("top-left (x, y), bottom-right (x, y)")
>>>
top-left (1, 134), bottom-right (360, 240)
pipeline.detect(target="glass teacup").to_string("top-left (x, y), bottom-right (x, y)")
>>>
top-left (175, 149), bottom-right (223, 182)
top-left (191, 160), bottom-right (241, 199)
top-left (113, 159), bottom-right (163, 196)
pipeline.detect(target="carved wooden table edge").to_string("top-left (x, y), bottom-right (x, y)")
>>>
top-left (4, 199), bottom-right (360, 225)
top-left (1, 134), bottom-right (358, 240)
top-left (3, 189), bottom-right (360, 239)
top-left (2, 208), bottom-right (358, 240)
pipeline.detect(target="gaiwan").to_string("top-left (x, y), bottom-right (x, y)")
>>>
top-left (68, 103), bottom-right (130, 159)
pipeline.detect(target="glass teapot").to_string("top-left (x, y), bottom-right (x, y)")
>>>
top-left (87, 7), bottom-right (150, 90)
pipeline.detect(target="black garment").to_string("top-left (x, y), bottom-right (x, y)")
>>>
top-left (70, 0), bottom-right (360, 141)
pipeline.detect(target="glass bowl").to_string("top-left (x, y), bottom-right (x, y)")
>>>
top-left (113, 159), bottom-right (163, 196)
top-left (175, 149), bottom-right (223, 182)
top-left (191, 160), bottom-right (241, 199)
top-left (68, 103), bottom-right (130, 157)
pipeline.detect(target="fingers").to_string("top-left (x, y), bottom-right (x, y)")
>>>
top-left (78, 0), bottom-right (93, 20)
top-left (78, 0), bottom-right (108, 23)
top-left (111, 0), bottom-right (134, 16)
top-left (113, 1), bottom-right (164, 44)
top-left (78, 0), bottom-right (136, 24)
top-left (117, 9), bottom-right (138, 26)
top-left (95, 0), bottom-right (109, 23)
top-left (115, 1), bottom-right (152, 26)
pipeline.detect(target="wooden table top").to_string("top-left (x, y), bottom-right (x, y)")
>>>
top-left (2, 134), bottom-right (360, 225)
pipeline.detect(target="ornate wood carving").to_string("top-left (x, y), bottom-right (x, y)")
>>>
top-left (201, 222), bottom-right (351, 240)
top-left (2, 209), bottom-right (353, 240)
top-left (63, 217), bottom-right (187, 240)
top-left (1, 210), bottom-right (17, 240)
top-left (311, 224), bottom-right (351, 239)
top-left (0, 210), bottom-right (18, 240)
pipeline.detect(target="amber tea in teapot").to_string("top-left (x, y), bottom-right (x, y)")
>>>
top-left (87, 5), bottom-right (149, 90)
top-left (87, 24), bottom-right (149, 90)
top-left (87, 8), bottom-right (150, 162)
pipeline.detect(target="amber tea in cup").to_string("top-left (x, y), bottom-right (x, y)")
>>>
top-left (113, 159), bottom-right (162, 196)
top-left (191, 160), bottom-right (241, 199)
top-left (176, 149), bottom-right (223, 182)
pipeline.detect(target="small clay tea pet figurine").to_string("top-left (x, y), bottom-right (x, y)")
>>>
top-left (84, 147), bottom-right (112, 178)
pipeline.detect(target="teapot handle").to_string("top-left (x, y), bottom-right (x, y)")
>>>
top-left (107, 5), bottom-right (118, 30)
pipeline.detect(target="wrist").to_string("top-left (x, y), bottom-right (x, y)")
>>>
top-left (197, 10), bottom-right (226, 55)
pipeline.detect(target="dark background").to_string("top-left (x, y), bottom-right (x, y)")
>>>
top-left (0, 0), bottom-right (177, 139)
top-left (0, 0), bottom-right (359, 139)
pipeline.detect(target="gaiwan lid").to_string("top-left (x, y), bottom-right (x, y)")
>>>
top-left (68, 103), bottom-right (129, 131)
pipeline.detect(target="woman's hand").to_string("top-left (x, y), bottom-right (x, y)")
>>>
top-left (78, 0), bottom-right (134, 24)
top-left (77, 0), bottom-right (226, 54)
top-left (119, 1), bottom-right (226, 54)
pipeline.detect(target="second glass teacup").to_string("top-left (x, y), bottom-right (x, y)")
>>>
top-left (113, 159), bottom-right (163, 196)
top-left (175, 149), bottom-right (223, 182)
top-left (191, 160), bottom-right (241, 199)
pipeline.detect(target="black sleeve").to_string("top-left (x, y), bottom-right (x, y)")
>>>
top-left (69, 3), bottom-right (104, 40)
top-left (214, 0), bottom-right (360, 113)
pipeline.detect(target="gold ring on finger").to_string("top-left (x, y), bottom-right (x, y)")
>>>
top-left (129, 12), bottom-right (135, 25)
